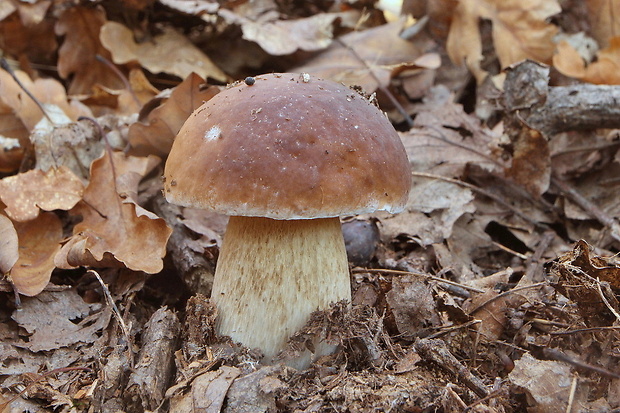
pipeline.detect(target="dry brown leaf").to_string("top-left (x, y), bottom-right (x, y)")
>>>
top-left (55, 6), bottom-right (124, 95)
top-left (447, 0), bottom-right (560, 83)
top-left (0, 11), bottom-right (57, 63)
top-left (508, 353), bottom-right (574, 412)
top-left (385, 275), bottom-right (441, 338)
top-left (0, 101), bottom-right (27, 173)
top-left (0, 68), bottom-right (92, 131)
top-left (293, 20), bottom-right (433, 93)
top-left (219, 9), bottom-right (354, 56)
top-left (553, 38), bottom-right (620, 84)
top-left (100, 21), bottom-right (228, 83)
top-left (0, 166), bottom-right (85, 222)
top-left (586, 0), bottom-right (620, 48)
top-left (11, 289), bottom-right (112, 351)
top-left (58, 151), bottom-right (171, 274)
top-left (127, 73), bottom-right (220, 157)
top-left (0, 214), bottom-right (18, 274)
top-left (506, 128), bottom-right (550, 196)
top-left (9, 212), bottom-right (62, 296)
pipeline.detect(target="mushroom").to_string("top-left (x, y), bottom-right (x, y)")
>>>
top-left (164, 73), bottom-right (411, 368)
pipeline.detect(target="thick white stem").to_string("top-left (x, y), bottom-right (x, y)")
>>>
top-left (212, 216), bottom-right (351, 367)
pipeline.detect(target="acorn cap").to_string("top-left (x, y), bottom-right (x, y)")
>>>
top-left (163, 73), bottom-right (411, 219)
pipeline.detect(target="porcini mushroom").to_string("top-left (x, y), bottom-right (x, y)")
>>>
top-left (164, 73), bottom-right (411, 368)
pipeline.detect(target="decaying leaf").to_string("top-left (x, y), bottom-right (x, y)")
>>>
top-left (11, 289), bottom-right (111, 351)
top-left (385, 275), bottom-right (441, 338)
top-left (58, 151), bottom-right (171, 274)
top-left (0, 214), bottom-right (18, 274)
top-left (55, 6), bottom-right (124, 94)
top-left (0, 166), bottom-right (84, 222)
top-left (293, 20), bottom-right (436, 93)
top-left (100, 21), bottom-right (228, 83)
top-left (447, 0), bottom-right (561, 82)
top-left (9, 212), bottom-right (63, 296)
top-left (127, 73), bottom-right (220, 157)
top-left (508, 353), bottom-right (574, 413)
top-left (505, 127), bottom-right (550, 196)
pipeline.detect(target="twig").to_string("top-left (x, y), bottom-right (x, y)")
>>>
top-left (0, 57), bottom-right (52, 123)
top-left (411, 171), bottom-right (541, 227)
top-left (89, 269), bottom-right (134, 367)
top-left (566, 375), bottom-right (578, 413)
top-left (523, 231), bottom-right (555, 282)
top-left (415, 337), bottom-right (489, 398)
top-left (353, 268), bottom-right (485, 293)
top-left (551, 174), bottom-right (620, 243)
top-left (596, 280), bottom-right (620, 322)
top-left (543, 347), bottom-right (620, 379)
top-left (550, 325), bottom-right (620, 335)
top-left (468, 282), bottom-right (547, 314)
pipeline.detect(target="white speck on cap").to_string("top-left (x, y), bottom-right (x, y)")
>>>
top-left (205, 125), bottom-right (221, 141)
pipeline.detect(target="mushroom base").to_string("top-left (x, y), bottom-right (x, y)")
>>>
top-left (212, 216), bottom-right (351, 368)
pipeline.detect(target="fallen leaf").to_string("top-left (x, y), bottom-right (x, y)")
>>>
top-left (0, 11), bottom-right (57, 63)
top-left (293, 20), bottom-right (432, 93)
top-left (447, 0), bottom-right (560, 82)
top-left (127, 73), bottom-right (220, 157)
top-left (553, 38), bottom-right (620, 84)
top-left (505, 127), bottom-right (550, 196)
top-left (586, 0), bottom-right (620, 48)
top-left (385, 275), bottom-right (441, 338)
top-left (508, 353), bottom-right (573, 413)
top-left (0, 68), bottom-right (93, 130)
top-left (0, 166), bottom-right (84, 222)
top-left (0, 214), bottom-right (18, 274)
top-left (9, 212), bottom-right (63, 296)
top-left (100, 21), bottom-right (228, 83)
top-left (11, 289), bottom-right (111, 351)
top-left (219, 9), bottom-right (354, 56)
top-left (58, 151), bottom-right (171, 274)
top-left (55, 6), bottom-right (124, 94)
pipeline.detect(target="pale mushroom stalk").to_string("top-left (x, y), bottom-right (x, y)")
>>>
top-left (212, 216), bottom-right (350, 365)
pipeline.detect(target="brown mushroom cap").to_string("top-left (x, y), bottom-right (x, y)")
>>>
top-left (164, 73), bottom-right (411, 219)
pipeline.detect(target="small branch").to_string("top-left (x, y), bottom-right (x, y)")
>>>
top-left (353, 268), bottom-right (485, 293)
top-left (0, 57), bottom-right (52, 123)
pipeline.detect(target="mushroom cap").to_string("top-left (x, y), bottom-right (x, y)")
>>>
top-left (164, 73), bottom-right (411, 219)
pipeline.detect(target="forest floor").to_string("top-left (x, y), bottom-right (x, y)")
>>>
top-left (1, 0), bottom-right (620, 412)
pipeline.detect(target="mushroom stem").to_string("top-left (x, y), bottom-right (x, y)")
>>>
top-left (212, 216), bottom-right (351, 367)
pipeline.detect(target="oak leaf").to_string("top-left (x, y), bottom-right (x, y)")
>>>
top-left (100, 21), bottom-right (228, 83)
top-left (0, 166), bottom-right (84, 222)
top-left (127, 73), bottom-right (220, 157)
top-left (0, 214), bottom-right (18, 275)
top-left (0, 68), bottom-right (92, 130)
top-left (293, 21), bottom-right (435, 93)
top-left (58, 151), bottom-right (171, 274)
top-left (447, 0), bottom-right (560, 83)
top-left (9, 212), bottom-right (63, 296)
top-left (553, 38), bottom-right (620, 84)
top-left (55, 6), bottom-right (124, 95)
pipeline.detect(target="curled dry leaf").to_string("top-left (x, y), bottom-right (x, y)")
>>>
top-left (58, 151), bottom-right (171, 274)
top-left (0, 214), bottom-right (18, 274)
top-left (55, 6), bottom-right (124, 95)
top-left (100, 21), bottom-right (228, 83)
top-left (0, 166), bottom-right (85, 222)
top-left (447, 0), bottom-right (560, 83)
top-left (9, 212), bottom-right (62, 296)
top-left (293, 20), bottom-right (434, 93)
top-left (553, 38), bottom-right (620, 85)
top-left (127, 73), bottom-right (220, 157)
